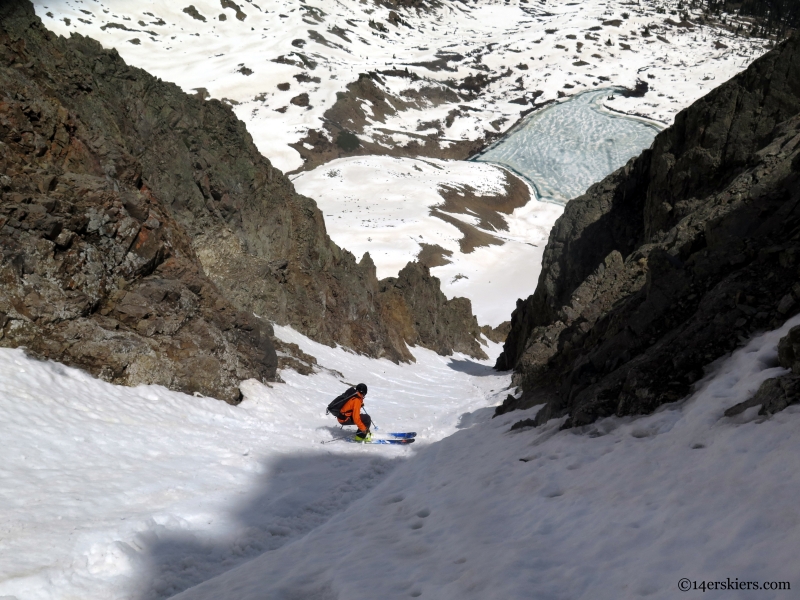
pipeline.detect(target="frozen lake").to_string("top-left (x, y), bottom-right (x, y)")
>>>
top-left (474, 89), bottom-right (663, 204)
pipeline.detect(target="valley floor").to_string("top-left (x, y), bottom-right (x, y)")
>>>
top-left (292, 155), bottom-right (564, 326)
top-left (35, 0), bottom-right (768, 172)
top-left (32, 0), bottom-right (771, 325)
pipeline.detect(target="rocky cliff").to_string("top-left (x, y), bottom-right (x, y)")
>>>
top-left (379, 262), bottom-right (487, 360)
top-left (496, 33), bottom-right (800, 427)
top-left (0, 3), bottom-right (283, 402)
top-left (0, 0), bottom-right (486, 401)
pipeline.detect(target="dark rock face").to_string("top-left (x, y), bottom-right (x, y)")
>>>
top-left (496, 33), bottom-right (800, 427)
top-left (0, 9), bottom-right (276, 401)
top-left (778, 325), bottom-right (800, 373)
top-left (0, 0), bottom-right (486, 401)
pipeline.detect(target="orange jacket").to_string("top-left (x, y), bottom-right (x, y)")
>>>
top-left (337, 392), bottom-right (367, 432)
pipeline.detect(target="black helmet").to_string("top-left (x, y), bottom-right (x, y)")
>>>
top-left (356, 383), bottom-right (368, 395)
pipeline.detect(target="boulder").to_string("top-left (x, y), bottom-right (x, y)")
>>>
top-left (724, 375), bottom-right (800, 417)
top-left (778, 325), bottom-right (800, 373)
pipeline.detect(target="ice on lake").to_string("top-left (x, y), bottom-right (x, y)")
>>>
top-left (474, 89), bottom-right (663, 204)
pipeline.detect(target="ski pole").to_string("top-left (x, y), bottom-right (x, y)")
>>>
top-left (321, 436), bottom-right (349, 444)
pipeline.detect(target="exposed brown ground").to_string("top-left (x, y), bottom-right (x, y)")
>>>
top-left (434, 169), bottom-right (530, 232)
top-left (288, 128), bottom-right (488, 174)
top-left (425, 168), bottom-right (532, 253)
top-left (416, 243), bottom-right (454, 268)
top-left (430, 209), bottom-right (504, 254)
top-left (286, 72), bottom-right (502, 174)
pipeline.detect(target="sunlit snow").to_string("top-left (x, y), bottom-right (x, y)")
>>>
top-left (0, 329), bottom-right (508, 599)
top-left (3, 313), bottom-right (800, 599)
top-left (176, 316), bottom-right (800, 600)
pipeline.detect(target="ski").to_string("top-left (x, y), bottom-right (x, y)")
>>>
top-left (321, 432), bottom-right (416, 445)
top-left (346, 437), bottom-right (415, 445)
top-left (384, 432), bottom-right (416, 439)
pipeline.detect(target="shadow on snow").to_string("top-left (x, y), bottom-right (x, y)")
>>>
top-left (445, 358), bottom-right (497, 377)
top-left (134, 449), bottom-right (402, 600)
top-left (455, 406), bottom-right (497, 430)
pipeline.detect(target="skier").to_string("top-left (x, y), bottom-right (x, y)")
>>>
top-left (329, 383), bottom-right (372, 442)
top-left (325, 384), bottom-right (414, 444)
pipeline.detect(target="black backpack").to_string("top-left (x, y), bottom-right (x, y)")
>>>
top-left (326, 386), bottom-right (359, 418)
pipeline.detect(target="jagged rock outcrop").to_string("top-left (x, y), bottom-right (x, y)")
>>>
top-left (496, 33), bottom-right (800, 427)
top-left (481, 321), bottom-right (511, 344)
top-left (0, 0), bottom-right (486, 401)
top-left (379, 262), bottom-right (487, 360)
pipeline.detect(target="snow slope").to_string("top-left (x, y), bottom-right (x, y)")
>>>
top-left (4, 3), bottom-right (795, 599)
top-left (175, 316), bottom-right (800, 600)
top-left (0, 329), bottom-right (509, 600)
top-left (4, 313), bottom-right (800, 599)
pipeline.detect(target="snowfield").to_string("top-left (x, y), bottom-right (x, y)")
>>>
top-left (0, 327), bottom-right (508, 600)
top-left (293, 155), bottom-right (564, 326)
top-left (35, 0), bottom-right (768, 172)
top-left (3, 313), bottom-right (800, 599)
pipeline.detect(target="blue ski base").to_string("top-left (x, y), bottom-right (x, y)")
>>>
top-left (346, 437), bottom-right (415, 445)
top-left (385, 432), bottom-right (416, 439)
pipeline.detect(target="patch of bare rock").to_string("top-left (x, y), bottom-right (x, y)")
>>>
top-left (726, 325), bottom-right (800, 418)
top-left (428, 170), bottom-right (531, 253)
top-left (416, 243), bottom-right (453, 269)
